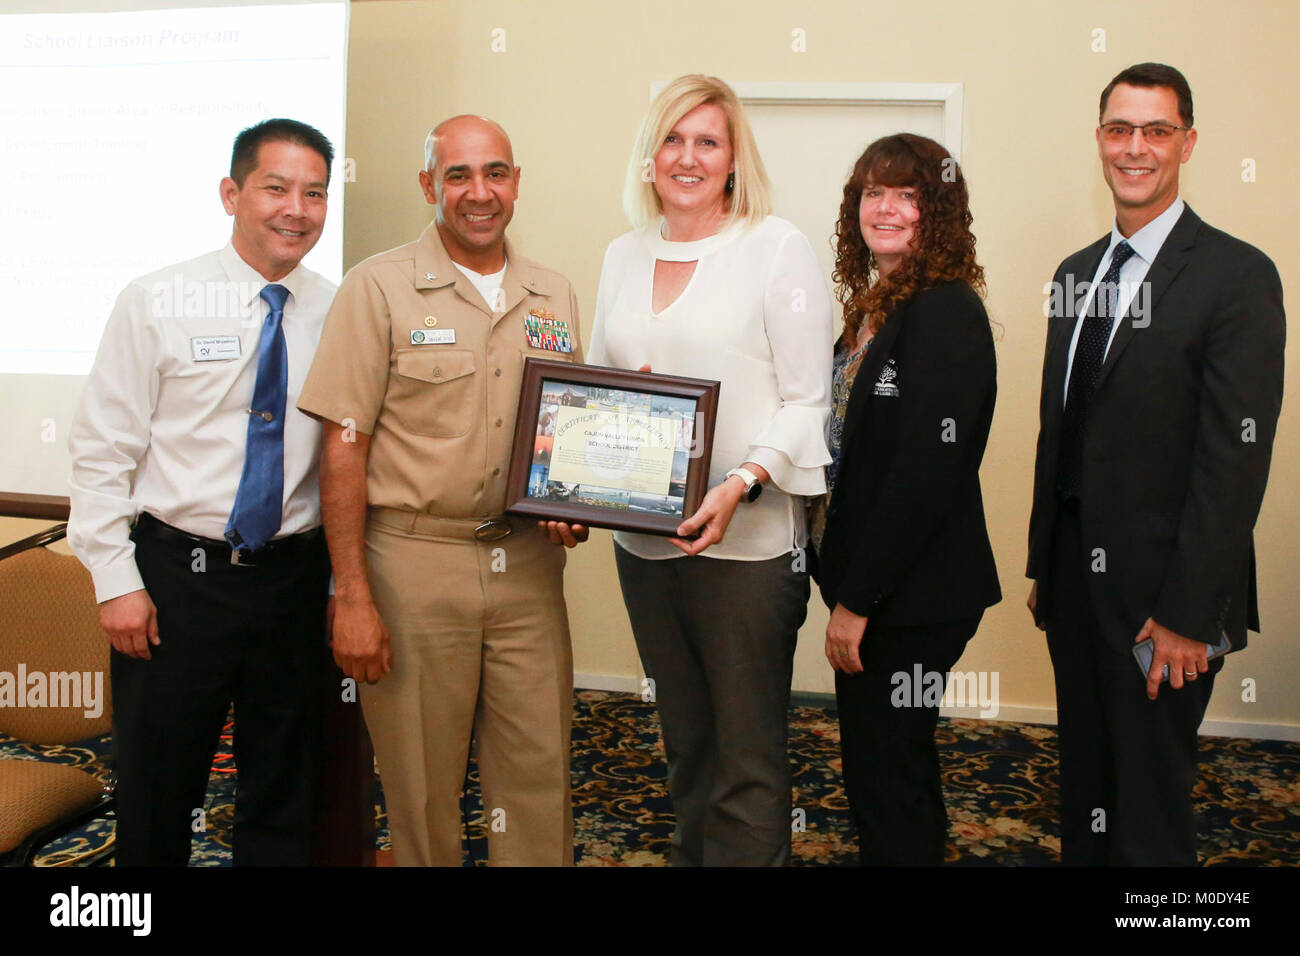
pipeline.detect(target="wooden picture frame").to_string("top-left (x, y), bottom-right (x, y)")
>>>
top-left (505, 359), bottom-right (720, 535)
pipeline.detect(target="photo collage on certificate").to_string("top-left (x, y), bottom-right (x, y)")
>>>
top-left (528, 379), bottom-right (696, 517)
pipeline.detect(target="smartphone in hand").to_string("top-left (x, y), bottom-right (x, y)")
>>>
top-left (1132, 630), bottom-right (1232, 682)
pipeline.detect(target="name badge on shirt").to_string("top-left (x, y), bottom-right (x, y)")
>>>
top-left (411, 329), bottom-right (456, 345)
top-left (191, 336), bottom-right (241, 361)
top-left (524, 309), bottom-right (572, 353)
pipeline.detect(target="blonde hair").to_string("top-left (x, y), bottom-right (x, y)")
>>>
top-left (622, 74), bottom-right (772, 230)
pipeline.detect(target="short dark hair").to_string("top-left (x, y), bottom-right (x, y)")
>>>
top-left (229, 118), bottom-right (334, 187)
top-left (1099, 63), bottom-right (1193, 127)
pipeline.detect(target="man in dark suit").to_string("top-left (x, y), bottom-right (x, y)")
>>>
top-left (1027, 63), bottom-right (1285, 866)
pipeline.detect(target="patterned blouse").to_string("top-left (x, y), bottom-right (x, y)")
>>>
top-left (810, 334), bottom-right (871, 550)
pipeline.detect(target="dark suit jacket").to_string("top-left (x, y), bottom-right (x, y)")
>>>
top-left (815, 280), bottom-right (1001, 626)
top-left (1026, 205), bottom-right (1285, 653)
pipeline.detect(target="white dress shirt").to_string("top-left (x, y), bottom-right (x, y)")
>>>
top-left (588, 215), bottom-right (834, 561)
top-left (1063, 197), bottom-right (1184, 405)
top-left (68, 243), bottom-right (337, 603)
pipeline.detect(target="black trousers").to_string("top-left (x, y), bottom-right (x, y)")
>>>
top-left (614, 547), bottom-right (808, 866)
top-left (1044, 504), bottom-right (1219, 866)
top-left (834, 615), bottom-right (980, 866)
top-left (310, 660), bottom-right (376, 867)
top-left (110, 516), bottom-right (330, 866)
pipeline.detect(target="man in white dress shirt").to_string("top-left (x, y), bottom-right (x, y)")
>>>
top-left (68, 119), bottom-right (338, 865)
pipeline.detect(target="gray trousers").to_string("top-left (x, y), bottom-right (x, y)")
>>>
top-left (614, 545), bottom-right (809, 866)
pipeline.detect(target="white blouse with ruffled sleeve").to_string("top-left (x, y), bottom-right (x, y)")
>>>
top-left (588, 215), bottom-right (834, 561)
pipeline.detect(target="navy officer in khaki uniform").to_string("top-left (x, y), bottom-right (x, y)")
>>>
top-left (298, 115), bottom-right (586, 866)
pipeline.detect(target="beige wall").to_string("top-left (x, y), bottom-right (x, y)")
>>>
top-left (337, 0), bottom-right (1298, 731)
top-left (9, 0), bottom-right (1296, 733)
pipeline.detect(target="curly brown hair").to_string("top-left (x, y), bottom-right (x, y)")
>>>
top-left (832, 133), bottom-right (985, 346)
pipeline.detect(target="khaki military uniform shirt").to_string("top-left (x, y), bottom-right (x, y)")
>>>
top-left (298, 222), bottom-right (583, 516)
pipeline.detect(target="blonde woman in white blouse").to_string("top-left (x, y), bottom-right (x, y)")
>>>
top-left (588, 75), bottom-right (833, 866)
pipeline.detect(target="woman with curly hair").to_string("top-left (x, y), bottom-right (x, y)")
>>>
top-left (810, 133), bottom-right (1001, 865)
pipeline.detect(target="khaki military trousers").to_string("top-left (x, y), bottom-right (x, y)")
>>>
top-left (360, 509), bottom-right (574, 866)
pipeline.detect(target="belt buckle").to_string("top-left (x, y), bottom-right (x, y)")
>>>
top-left (230, 548), bottom-right (256, 567)
top-left (473, 517), bottom-right (513, 542)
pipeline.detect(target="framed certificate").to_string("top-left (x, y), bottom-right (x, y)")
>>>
top-left (505, 359), bottom-right (720, 535)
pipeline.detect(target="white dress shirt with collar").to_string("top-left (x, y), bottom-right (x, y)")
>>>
top-left (588, 215), bottom-right (834, 561)
top-left (68, 242), bottom-right (337, 603)
top-left (1063, 197), bottom-right (1185, 405)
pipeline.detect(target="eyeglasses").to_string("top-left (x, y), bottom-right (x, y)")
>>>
top-left (1099, 122), bottom-right (1192, 142)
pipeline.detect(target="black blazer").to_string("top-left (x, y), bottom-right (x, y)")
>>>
top-left (814, 280), bottom-right (1001, 626)
top-left (1026, 205), bottom-right (1285, 653)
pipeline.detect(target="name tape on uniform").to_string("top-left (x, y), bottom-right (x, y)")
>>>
top-left (411, 329), bottom-right (456, 345)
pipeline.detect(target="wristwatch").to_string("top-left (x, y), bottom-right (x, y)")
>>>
top-left (725, 466), bottom-right (764, 503)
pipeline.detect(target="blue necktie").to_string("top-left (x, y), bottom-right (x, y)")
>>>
top-left (226, 284), bottom-right (289, 552)
top-left (1057, 240), bottom-right (1136, 499)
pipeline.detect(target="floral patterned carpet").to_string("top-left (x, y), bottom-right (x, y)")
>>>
top-left (12, 690), bottom-right (1298, 866)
